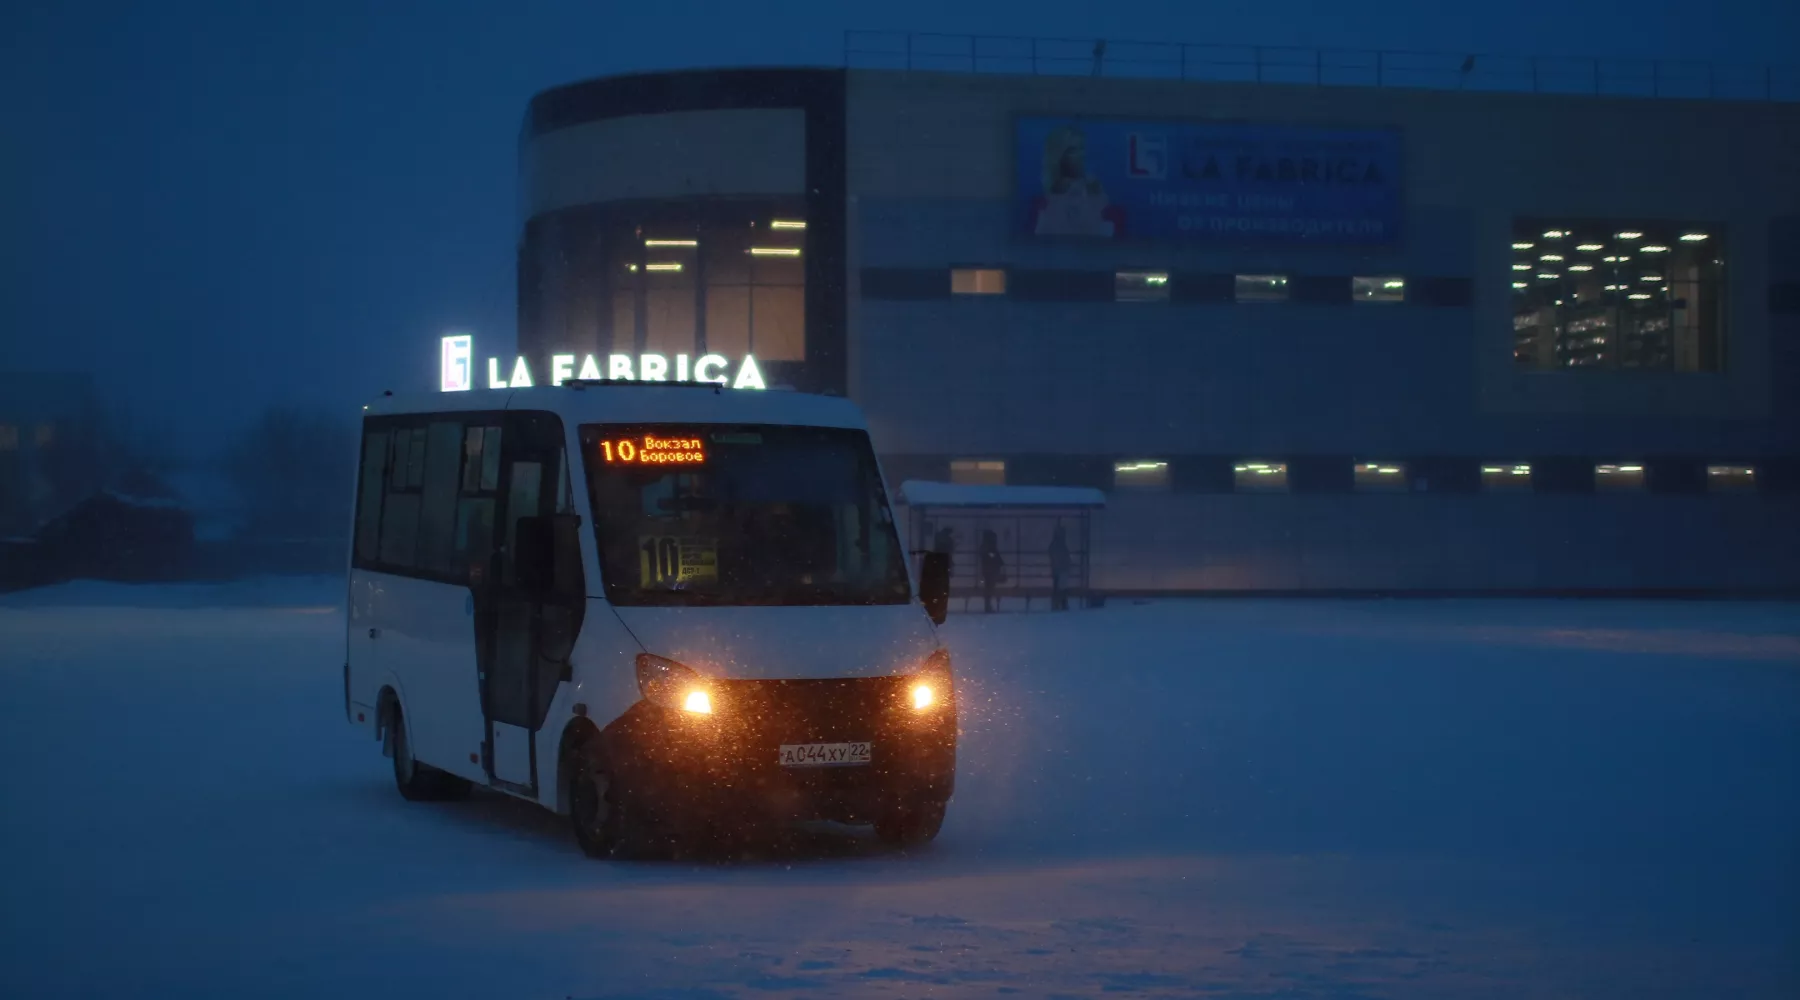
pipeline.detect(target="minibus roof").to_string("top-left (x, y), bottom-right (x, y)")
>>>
top-left (364, 384), bottom-right (869, 430)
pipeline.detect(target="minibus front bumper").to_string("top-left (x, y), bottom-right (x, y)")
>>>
top-left (604, 675), bottom-right (956, 829)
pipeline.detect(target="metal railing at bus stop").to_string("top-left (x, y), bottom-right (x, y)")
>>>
top-left (844, 30), bottom-right (1800, 102)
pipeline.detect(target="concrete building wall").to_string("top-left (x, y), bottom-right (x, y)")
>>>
top-left (1084, 493), bottom-right (1799, 592)
top-left (841, 69), bottom-right (1800, 591)
top-left (844, 70), bottom-right (1800, 447)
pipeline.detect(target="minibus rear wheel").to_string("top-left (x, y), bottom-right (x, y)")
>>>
top-left (388, 704), bottom-right (470, 802)
top-left (874, 799), bottom-right (946, 848)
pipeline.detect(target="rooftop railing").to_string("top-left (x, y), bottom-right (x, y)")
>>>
top-left (843, 30), bottom-right (1799, 102)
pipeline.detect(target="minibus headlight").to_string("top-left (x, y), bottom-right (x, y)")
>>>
top-left (909, 648), bottom-right (952, 711)
top-left (636, 653), bottom-right (713, 715)
top-left (910, 683), bottom-right (935, 710)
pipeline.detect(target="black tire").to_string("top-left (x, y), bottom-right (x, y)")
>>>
top-left (389, 705), bottom-right (471, 802)
top-left (874, 798), bottom-right (947, 849)
top-left (567, 740), bottom-right (658, 859)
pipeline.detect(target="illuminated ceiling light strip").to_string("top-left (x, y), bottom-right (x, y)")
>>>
top-left (1512, 242), bottom-right (1535, 250)
top-left (1679, 233), bottom-right (1708, 241)
top-left (748, 247), bottom-right (801, 256)
top-left (1512, 263), bottom-right (1530, 270)
top-left (1568, 264), bottom-right (1594, 272)
top-left (1576, 243), bottom-right (1603, 251)
top-left (1542, 229), bottom-right (1565, 238)
top-left (769, 219), bottom-right (807, 230)
top-left (1616, 230), bottom-right (1644, 239)
top-left (644, 262), bottom-right (683, 272)
top-left (1640, 245), bottom-right (1670, 252)
top-left (1537, 272), bottom-right (1559, 279)
top-left (1540, 254), bottom-right (1564, 261)
top-left (644, 239), bottom-right (697, 247)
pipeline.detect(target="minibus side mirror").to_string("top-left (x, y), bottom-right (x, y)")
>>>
top-left (919, 551), bottom-right (951, 625)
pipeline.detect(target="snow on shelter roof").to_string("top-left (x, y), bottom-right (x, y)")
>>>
top-left (897, 480), bottom-right (1107, 509)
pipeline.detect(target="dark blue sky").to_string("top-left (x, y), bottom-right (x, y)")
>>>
top-left (4, 0), bottom-right (1794, 456)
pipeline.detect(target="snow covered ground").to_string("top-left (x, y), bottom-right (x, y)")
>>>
top-left (1, 580), bottom-right (1796, 999)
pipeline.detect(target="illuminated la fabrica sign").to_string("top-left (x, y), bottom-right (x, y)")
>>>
top-left (438, 334), bottom-right (766, 392)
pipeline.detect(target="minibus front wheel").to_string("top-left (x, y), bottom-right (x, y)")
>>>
top-left (567, 740), bottom-right (657, 860)
top-left (873, 797), bottom-right (946, 848)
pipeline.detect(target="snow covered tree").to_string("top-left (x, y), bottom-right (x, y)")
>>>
top-left (223, 406), bottom-right (356, 542)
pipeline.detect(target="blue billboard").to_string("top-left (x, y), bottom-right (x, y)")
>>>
top-left (1014, 117), bottom-right (1402, 244)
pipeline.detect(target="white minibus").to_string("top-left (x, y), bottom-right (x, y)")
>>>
top-left (342, 383), bottom-right (955, 857)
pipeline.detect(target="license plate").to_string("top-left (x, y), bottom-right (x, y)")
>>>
top-left (778, 742), bottom-right (872, 768)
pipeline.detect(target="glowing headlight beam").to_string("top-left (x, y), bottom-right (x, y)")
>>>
top-left (910, 683), bottom-right (935, 710)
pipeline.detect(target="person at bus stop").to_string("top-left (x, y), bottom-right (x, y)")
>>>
top-left (1048, 522), bottom-right (1072, 611)
top-left (978, 530), bottom-right (1005, 613)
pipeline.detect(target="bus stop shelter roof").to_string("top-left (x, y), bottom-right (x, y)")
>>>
top-left (897, 480), bottom-right (1107, 510)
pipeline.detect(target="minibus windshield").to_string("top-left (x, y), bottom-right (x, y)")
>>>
top-left (579, 424), bottom-right (911, 606)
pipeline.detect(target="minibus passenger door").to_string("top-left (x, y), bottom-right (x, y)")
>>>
top-left (477, 410), bottom-right (581, 796)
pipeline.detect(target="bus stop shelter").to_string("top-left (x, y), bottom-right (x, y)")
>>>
top-left (897, 480), bottom-right (1107, 613)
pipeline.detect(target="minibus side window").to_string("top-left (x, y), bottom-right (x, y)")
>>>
top-left (379, 428), bottom-right (426, 568)
top-left (354, 414), bottom-right (508, 585)
top-left (453, 425), bottom-right (501, 583)
top-left (354, 428), bottom-right (389, 564)
top-left (415, 421), bottom-right (465, 576)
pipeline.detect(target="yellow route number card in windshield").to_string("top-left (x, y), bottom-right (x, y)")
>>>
top-left (639, 535), bottom-right (719, 586)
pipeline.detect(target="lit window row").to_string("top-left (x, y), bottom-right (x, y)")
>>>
top-left (947, 458), bottom-right (1764, 493)
top-left (947, 459), bottom-right (1006, 486)
top-left (632, 221), bottom-right (805, 270)
top-left (951, 268), bottom-right (1406, 303)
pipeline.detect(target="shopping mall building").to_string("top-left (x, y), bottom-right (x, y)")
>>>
top-left (475, 36), bottom-right (1800, 593)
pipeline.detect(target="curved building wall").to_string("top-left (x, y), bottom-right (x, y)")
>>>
top-left (517, 69), bottom-right (847, 395)
top-left (523, 108), bottom-right (805, 214)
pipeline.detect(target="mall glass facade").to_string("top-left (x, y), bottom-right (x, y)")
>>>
top-left (1510, 220), bottom-right (1727, 371)
top-left (519, 199), bottom-right (809, 373)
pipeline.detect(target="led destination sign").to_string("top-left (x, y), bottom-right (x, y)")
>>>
top-left (599, 434), bottom-right (707, 466)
